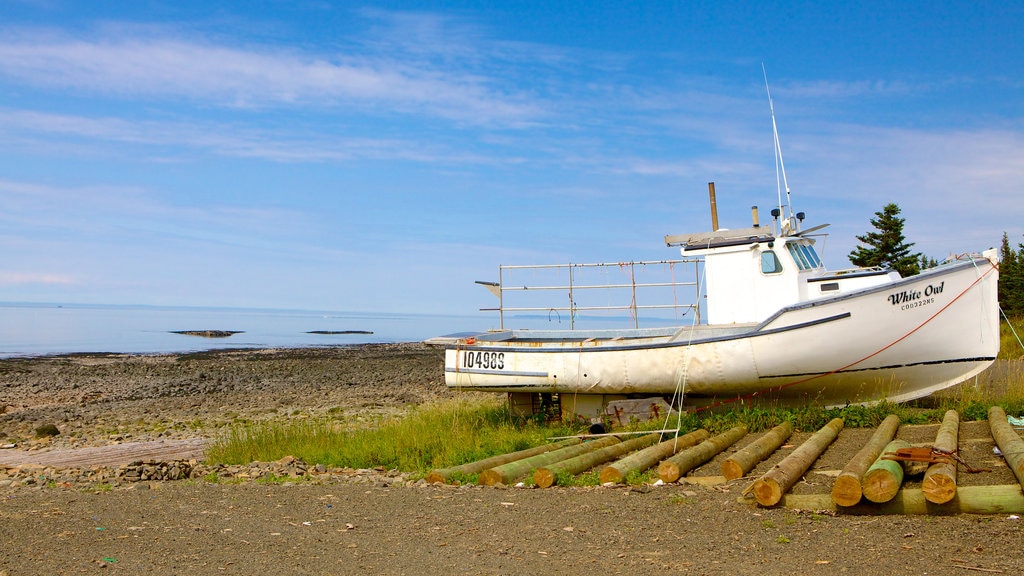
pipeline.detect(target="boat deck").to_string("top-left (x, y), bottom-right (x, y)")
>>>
top-left (427, 323), bottom-right (758, 346)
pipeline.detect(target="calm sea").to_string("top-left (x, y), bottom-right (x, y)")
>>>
top-left (0, 302), bottom-right (489, 358)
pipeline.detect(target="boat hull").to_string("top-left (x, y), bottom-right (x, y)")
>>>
top-left (441, 254), bottom-right (999, 408)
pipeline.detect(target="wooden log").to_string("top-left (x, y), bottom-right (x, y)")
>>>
top-left (922, 409), bottom-right (959, 504)
top-left (658, 426), bottom-right (747, 483)
top-left (831, 414), bottom-right (901, 506)
top-left (990, 405), bottom-right (1024, 490)
top-left (599, 429), bottom-right (709, 485)
top-left (860, 439), bottom-right (910, 503)
top-left (721, 421), bottom-right (793, 481)
top-left (425, 438), bottom-right (581, 484)
top-left (751, 418), bottom-right (844, 507)
top-left (478, 436), bottom-right (620, 486)
top-left (779, 484), bottom-right (1024, 515)
top-left (534, 433), bottom-right (661, 488)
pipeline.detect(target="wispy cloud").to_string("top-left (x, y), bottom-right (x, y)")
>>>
top-left (0, 24), bottom-right (544, 125)
top-left (0, 108), bottom-right (503, 164)
top-left (0, 272), bottom-right (76, 286)
top-left (0, 178), bottom-right (308, 248)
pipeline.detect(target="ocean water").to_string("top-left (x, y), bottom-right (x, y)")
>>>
top-left (0, 302), bottom-right (489, 358)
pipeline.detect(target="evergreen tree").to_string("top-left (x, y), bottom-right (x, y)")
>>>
top-left (849, 203), bottom-right (922, 277)
top-left (919, 254), bottom-right (939, 271)
top-left (999, 232), bottom-right (1024, 316)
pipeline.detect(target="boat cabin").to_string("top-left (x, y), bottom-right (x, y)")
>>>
top-left (666, 217), bottom-right (900, 325)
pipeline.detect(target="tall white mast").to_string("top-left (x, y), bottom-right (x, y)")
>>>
top-left (762, 64), bottom-right (792, 222)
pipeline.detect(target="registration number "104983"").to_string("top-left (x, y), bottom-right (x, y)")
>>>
top-left (462, 350), bottom-right (505, 370)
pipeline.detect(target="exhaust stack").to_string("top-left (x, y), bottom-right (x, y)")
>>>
top-left (708, 182), bottom-right (719, 231)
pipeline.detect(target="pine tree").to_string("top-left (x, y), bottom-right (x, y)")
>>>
top-left (999, 232), bottom-right (1024, 316)
top-left (919, 254), bottom-right (939, 271)
top-left (849, 203), bottom-right (922, 277)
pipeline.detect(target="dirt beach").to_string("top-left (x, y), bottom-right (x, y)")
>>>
top-left (2, 344), bottom-right (1024, 575)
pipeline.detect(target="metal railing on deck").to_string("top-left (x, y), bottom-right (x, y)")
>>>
top-left (481, 259), bottom-right (702, 330)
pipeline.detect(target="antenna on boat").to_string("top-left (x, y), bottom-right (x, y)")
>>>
top-left (762, 63), bottom-right (792, 227)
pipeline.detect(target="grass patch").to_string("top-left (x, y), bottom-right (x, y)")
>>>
top-left (206, 396), bottom-right (580, 473)
top-left (1000, 315), bottom-right (1024, 360)
top-left (670, 401), bottom-right (929, 435)
top-left (553, 470), bottom-right (600, 487)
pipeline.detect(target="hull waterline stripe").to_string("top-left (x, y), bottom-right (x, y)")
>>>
top-left (759, 356), bottom-right (997, 380)
top-left (445, 368), bottom-right (548, 378)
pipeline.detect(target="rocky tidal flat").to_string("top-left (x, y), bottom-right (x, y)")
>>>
top-left (1, 344), bottom-right (1024, 574)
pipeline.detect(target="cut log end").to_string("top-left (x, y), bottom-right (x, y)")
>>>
top-left (922, 471), bottom-right (957, 504)
top-left (830, 474), bottom-right (863, 507)
top-left (658, 461), bottom-right (682, 484)
top-left (534, 468), bottom-right (556, 489)
top-left (425, 471), bottom-right (446, 484)
top-left (721, 460), bottom-right (744, 481)
top-left (862, 468), bottom-right (901, 504)
top-left (478, 469), bottom-right (502, 486)
top-left (599, 467), bottom-right (624, 485)
top-left (752, 477), bottom-right (783, 507)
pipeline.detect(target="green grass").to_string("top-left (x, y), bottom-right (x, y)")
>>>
top-left (206, 396), bottom-right (582, 473)
top-left (999, 315), bottom-right (1024, 360)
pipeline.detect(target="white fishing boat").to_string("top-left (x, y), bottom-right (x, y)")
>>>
top-left (428, 194), bottom-right (999, 419)
top-left (428, 90), bottom-right (1000, 420)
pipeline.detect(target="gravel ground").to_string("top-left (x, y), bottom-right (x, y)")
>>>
top-left (2, 344), bottom-right (1024, 575)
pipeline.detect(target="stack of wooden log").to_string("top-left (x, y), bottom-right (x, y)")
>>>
top-left (424, 406), bottom-right (1024, 515)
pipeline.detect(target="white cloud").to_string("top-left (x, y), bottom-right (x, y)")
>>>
top-left (0, 26), bottom-right (543, 125)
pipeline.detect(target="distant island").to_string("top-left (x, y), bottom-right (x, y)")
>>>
top-left (307, 330), bottom-right (374, 335)
top-left (171, 330), bottom-right (243, 338)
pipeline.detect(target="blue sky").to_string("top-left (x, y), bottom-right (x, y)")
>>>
top-left (1, 1), bottom-right (1022, 316)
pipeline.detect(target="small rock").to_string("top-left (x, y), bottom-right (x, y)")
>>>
top-left (35, 422), bottom-right (60, 434)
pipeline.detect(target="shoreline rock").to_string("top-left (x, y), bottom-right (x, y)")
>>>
top-left (170, 330), bottom-right (243, 338)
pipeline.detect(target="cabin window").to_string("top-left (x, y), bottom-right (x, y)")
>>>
top-left (819, 282), bottom-right (839, 292)
top-left (800, 244), bottom-right (822, 268)
top-left (787, 244), bottom-right (811, 270)
top-left (761, 250), bottom-right (783, 274)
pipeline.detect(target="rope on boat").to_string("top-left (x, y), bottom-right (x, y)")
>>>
top-left (970, 253), bottom-right (1019, 352)
top-left (692, 253), bottom-right (1000, 413)
top-left (663, 256), bottom-right (708, 444)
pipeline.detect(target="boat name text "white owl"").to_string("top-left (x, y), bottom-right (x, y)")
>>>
top-left (887, 281), bottom-right (944, 310)
top-left (463, 351), bottom-right (505, 370)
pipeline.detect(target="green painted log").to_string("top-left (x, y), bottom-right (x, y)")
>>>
top-left (658, 425), bottom-right (748, 483)
top-left (534, 433), bottom-right (661, 488)
top-left (752, 418), bottom-right (844, 506)
top-left (831, 414), bottom-right (901, 506)
top-left (990, 406), bottom-right (1024, 490)
top-left (425, 438), bottom-right (582, 484)
top-left (860, 439), bottom-right (910, 503)
top-left (478, 436), bottom-right (620, 486)
top-left (599, 429), bottom-right (709, 485)
top-left (922, 410), bottom-right (959, 504)
top-left (722, 421), bottom-right (793, 481)
top-left (779, 484), bottom-right (1024, 515)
